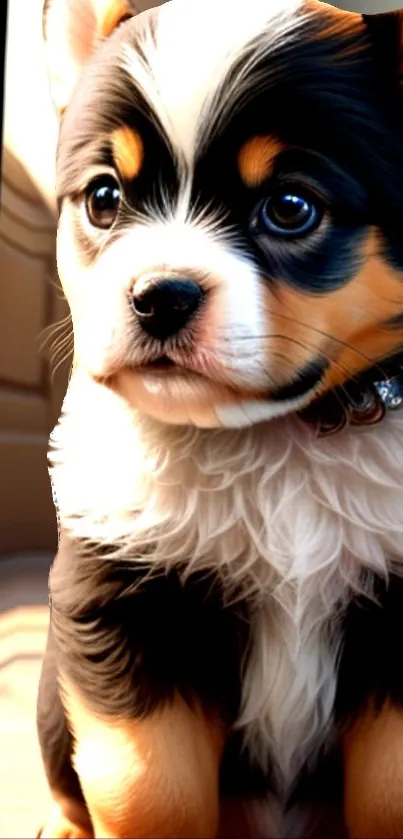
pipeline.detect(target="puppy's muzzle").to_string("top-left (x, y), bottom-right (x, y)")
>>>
top-left (131, 276), bottom-right (205, 341)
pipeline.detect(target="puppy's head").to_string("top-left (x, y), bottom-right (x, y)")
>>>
top-left (44, 0), bottom-right (403, 428)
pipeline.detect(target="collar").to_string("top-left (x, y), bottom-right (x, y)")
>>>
top-left (298, 352), bottom-right (403, 437)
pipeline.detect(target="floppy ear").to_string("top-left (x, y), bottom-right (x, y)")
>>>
top-left (43, 0), bottom-right (137, 117)
top-left (362, 9), bottom-right (403, 87)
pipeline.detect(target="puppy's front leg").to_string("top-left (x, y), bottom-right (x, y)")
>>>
top-left (43, 534), bottom-right (247, 839)
top-left (62, 676), bottom-right (226, 838)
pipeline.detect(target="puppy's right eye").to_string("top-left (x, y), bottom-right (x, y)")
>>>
top-left (85, 175), bottom-right (121, 229)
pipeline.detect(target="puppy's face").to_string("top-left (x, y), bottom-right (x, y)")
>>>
top-left (50, 0), bottom-right (403, 427)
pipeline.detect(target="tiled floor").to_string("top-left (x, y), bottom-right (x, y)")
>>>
top-left (0, 553), bottom-right (53, 839)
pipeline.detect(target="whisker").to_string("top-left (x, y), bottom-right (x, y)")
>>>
top-left (38, 307), bottom-right (74, 386)
top-left (39, 315), bottom-right (72, 353)
top-left (44, 324), bottom-right (72, 352)
top-left (268, 347), bottom-right (357, 383)
top-left (229, 312), bottom-right (397, 381)
top-left (46, 276), bottom-right (67, 301)
top-left (214, 333), bottom-right (361, 393)
top-left (49, 333), bottom-right (73, 364)
top-left (50, 346), bottom-right (74, 383)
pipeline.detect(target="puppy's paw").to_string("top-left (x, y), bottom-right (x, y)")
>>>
top-left (38, 805), bottom-right (93, 839)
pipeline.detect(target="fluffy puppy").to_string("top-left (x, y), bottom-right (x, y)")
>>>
top-left (38, 0), bottom-right (403, 836)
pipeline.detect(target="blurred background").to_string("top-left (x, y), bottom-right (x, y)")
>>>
top-left (1, 0), bottom-right (64, 834)
top-left (0, 0), bottom-right (401, 835)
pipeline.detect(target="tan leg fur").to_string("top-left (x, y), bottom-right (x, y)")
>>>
top-left (343, 701), bottom-right (403, 838)
top-left (54, 676), bottom-right (227, 838)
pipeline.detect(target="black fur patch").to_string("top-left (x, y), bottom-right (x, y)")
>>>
top-left (38, 535), bottom-right (270, 808)
top-left (49, 534), bottom-right (250, 723)
top-left (270, 356), bottom-right (329, 401)
top-left (335, 572), bottom-right (403, 727)
top-left (385, 312), bottom-right (403, 330)
top-left (191, 9), bottom-right (403, 293)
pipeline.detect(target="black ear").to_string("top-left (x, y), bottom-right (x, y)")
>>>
top-left (362, 10), bottom-right (403, 87)
top-left (42, 0), bottom-right (138, 118)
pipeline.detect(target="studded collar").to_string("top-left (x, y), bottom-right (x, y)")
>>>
top-left (298, 353), bottom-right (403, 437)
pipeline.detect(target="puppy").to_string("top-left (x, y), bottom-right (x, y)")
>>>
top-left (38, 0), bottom-right (403, 836)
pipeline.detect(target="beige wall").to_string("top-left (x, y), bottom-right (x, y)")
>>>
top-left (0, 0), bottom-right (65, 553)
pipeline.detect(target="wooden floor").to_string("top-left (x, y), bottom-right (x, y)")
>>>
top-left (0, 553), bottom-right (53, 839)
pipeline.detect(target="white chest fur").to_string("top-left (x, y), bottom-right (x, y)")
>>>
top-left (50, 373), bottom-right (403, 790)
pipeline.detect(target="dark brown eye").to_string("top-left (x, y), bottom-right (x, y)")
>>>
top-left (85, 175), bottom-right (121, 229)
top-left (253, 188), bottom-right (322, 239)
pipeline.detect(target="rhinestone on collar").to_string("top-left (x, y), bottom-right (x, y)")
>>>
top-left (298, 355), bottom-right (403, 437)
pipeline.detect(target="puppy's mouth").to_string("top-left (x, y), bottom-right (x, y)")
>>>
top-left (137, 355), bottom-right (180, 373)
top-left (132, 354), bottom-right (328, 401)
top-left (107, 351), bottom-right (330, 427)
top-left (136, 354), bottom-right (221, 385)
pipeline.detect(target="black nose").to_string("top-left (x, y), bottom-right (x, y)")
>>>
top-left (131, 277), bottom-right (204, 340)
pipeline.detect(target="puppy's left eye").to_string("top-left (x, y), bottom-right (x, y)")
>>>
top-left (85, 175), bottom-right (121, 229)
top-left (254, 188), bottom-right (322, 239)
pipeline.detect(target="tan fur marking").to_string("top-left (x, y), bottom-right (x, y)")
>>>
top-left (263, 230), bottom-right (403, 392)
top-left (343, 702), bottom-right (403, 837)
top-left (238, 136), bottom-right (283, 188)
top-left (305, 0), bottom-right (363, 45)
top-left (112, 126), bottom-right (144, 181)
top-left (95, 0), bottom-right (131, 38)
top-left (60, 676), bottom-right (226, 838)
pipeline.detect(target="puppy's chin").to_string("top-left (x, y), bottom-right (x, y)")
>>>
top-left (111, 367), bottom-right (317, 429)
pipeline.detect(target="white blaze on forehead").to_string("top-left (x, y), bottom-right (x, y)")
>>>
top-left (123, 0), bottom-right (303, 163)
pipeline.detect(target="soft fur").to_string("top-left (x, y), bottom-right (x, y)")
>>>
top-left (39, 0), bottom-right (403, 833)
top-left (50, 370), bottom-right (403, 790)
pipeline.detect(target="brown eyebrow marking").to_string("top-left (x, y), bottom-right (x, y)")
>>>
top-left (238, 136), bottom-right (284, 188)
top-left (111, 126), bottom-right (144, 180)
